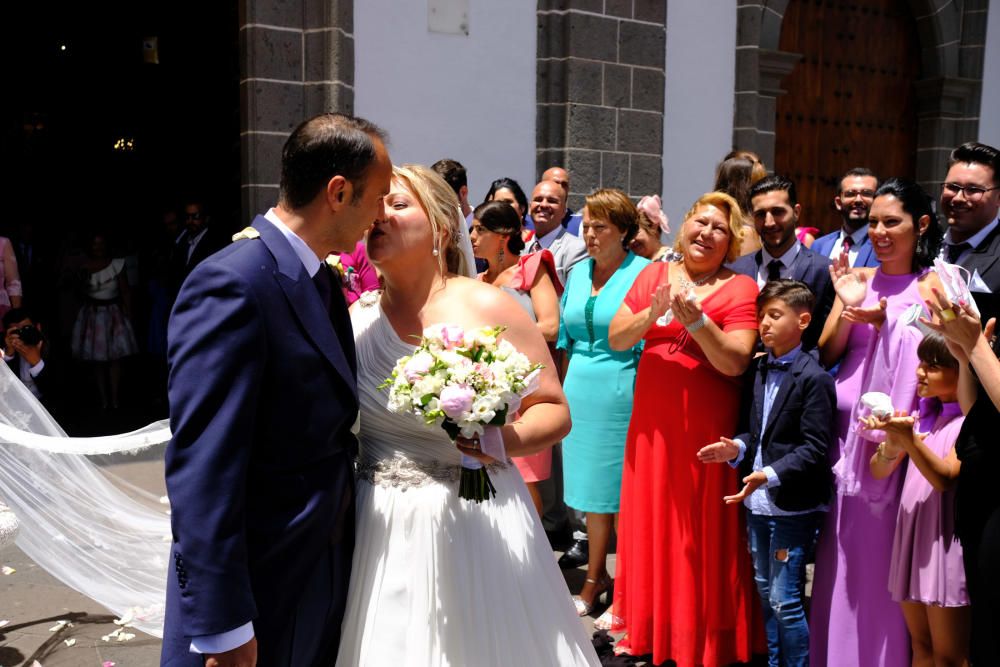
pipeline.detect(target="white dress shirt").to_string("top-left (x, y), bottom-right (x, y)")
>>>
top-left (939, 217), bottom-right (1000, 265)
top-left (755, 242), bottom-right (802, 288)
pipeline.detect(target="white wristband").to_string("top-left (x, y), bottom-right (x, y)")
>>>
top-left (685, 313), bottom-right (708, 333)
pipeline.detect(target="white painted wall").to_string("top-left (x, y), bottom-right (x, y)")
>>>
top-left (980, 0), bottom-right (1000, 147)
top-left (661, 0), bottom-right (738, 240)
top-left (354, 0), bottom-right (537, 206)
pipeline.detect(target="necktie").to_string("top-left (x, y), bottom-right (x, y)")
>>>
top-left (313, 265), bottom-right (357, 378)
top-left (946, 242), bottom-right (970, 264)
top-left (767, 259), bottom-right (784, 282)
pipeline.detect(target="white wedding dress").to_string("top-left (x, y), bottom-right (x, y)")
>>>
top-left (336, 297), bottom-right (601, 666)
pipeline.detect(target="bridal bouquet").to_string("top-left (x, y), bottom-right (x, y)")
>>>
top-left (380, 324), bottom-right (543, 502)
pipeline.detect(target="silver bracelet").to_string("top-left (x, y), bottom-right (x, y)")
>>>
top-left (685, 313), bottom-right (708, 333)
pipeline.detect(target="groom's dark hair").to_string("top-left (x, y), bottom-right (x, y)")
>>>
top-left (279, 113), bottom-right (389, 210)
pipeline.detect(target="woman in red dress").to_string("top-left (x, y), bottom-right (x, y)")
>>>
top-left (609, 191), bottom-right (760, 666)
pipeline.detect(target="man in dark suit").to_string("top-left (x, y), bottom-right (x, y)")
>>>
top-left (168, 199), bottom-right (228, 300)
top-left (2, 307), bottom-right (62, 418)
top-left (729, 174), bottom-right (834, 350)
top-left (939, 142), bottom-right (1000, 323)
top-left (698, 280), bottom-right (835, 666)
top-left (812, 168), bottom-right (880, 268)
top-left (161, 114), bottom-right (392, 667)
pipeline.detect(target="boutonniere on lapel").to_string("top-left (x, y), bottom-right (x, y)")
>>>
top-left (325, 254), bottom-right (359, 293)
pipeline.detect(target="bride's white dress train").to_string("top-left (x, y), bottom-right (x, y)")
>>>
top-left (336, 298), bottom-right (600, 666)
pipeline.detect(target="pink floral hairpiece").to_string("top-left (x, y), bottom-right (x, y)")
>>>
top-left (637, 194), bottom-right (669, 234)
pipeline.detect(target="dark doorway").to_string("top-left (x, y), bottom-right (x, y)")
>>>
top-left (1, 2), bottom-right (239, 431)
top-left (774, 0), bottom-right (921, 234)
top-left (1, 1), bottom-right (240, 239)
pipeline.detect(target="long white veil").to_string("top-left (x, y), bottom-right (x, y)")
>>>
top-left (0, 361), bottom-right (171, 636)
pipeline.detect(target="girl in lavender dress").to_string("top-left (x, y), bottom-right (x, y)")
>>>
top-left (812, 178), bottom-right (945, 667)
top-left (864, 333), bottom-right (970, 666)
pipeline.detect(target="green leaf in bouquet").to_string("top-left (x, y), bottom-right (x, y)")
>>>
top-left (488, 409), bottom-right (507, 427)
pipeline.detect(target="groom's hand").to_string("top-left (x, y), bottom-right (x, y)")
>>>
top-left (206, 637), bottom-right (257, 667)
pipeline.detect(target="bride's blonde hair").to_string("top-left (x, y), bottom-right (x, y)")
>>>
top-left (391, 164), bottom-right (468, 276)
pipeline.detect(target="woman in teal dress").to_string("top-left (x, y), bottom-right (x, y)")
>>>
top-left (558, 188), bottom-right (649, 625)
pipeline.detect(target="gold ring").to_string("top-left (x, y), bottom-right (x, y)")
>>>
top-left (939, 307), bottom-right (957, 322)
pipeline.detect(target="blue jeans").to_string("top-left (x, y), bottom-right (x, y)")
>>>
top-left (746, 511), bottom-right (822, 667)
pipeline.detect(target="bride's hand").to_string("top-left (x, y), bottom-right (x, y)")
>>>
top-left (455, 436), bottom-right (498, 465)
top-left (829, 252), bottom-right (867, 307)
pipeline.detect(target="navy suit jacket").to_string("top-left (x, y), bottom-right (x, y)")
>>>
top-left (735, 351), bottom-right (836, 512)
top-left (161, 216), bottom-right (358, 665)
top-left (728, 245), bottom-right (835, 351)
top-left (812, 229), bottom-right (878, 268)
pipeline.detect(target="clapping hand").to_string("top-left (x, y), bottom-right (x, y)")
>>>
top-left (843, 297), bottom-right (887, 330)
top-left (829, 252), bottom-right (867, 307)
top-left (858, 409), bottom-right (916, 439)
top-left (671, 287), bottom-right (703, 328)
top-left (723, 471), bottom-right (767, 505)
top-left (697, 437), bottom-right (740, 463)
top-left (920, 287), bottom-right (992, 360)
top-left (648, 282), bottom-right (671, 324)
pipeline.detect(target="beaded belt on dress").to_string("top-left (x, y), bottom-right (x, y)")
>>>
top-left (356, 455), bottom-right (508, 490)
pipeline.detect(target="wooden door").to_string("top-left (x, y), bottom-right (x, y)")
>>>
top-left (774, 0), bottom-right (921, 235)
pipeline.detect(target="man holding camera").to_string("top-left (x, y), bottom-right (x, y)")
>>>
top-left (2, 308), bottom-right (60, 414)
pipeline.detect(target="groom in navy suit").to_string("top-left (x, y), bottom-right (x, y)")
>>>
top-left (729, 175), bottom-right (834, 351)
top-left (161, 114), bottom-right (392, 667)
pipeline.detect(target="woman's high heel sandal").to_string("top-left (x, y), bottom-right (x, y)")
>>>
top-left (572, 575), bottom-right (612, 616)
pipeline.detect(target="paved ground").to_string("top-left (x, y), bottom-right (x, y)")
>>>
top-left (1, 455), bottom-right (616, 667)
top-left (1, 455), bottom-right (166, 667)
top-left (1, 453), bottom-right (770, 667)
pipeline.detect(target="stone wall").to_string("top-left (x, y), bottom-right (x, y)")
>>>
top-left (238, 0), bottom-right (354, 220)
top-left (536, 1), bottom-right (667, 209)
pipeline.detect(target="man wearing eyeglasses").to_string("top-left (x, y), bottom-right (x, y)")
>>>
top-left (940, 141), bottom-right (1000, 667)
top-left (812, 167), bottom-right (880, 268)
top-left (940, 142), bottom-right (1000, 274)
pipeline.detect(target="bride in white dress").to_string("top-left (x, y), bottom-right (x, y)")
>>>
top-left (336, 164), bottom-right (600, 666)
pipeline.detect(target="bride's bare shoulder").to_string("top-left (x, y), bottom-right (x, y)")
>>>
top-left (438, 275), bottom-right (527, 321)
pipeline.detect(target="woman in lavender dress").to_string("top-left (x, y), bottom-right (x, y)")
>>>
top-left (811, 179), bottom-right (944, 666)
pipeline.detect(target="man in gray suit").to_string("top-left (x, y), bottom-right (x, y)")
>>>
top-left (524, 179), bottom-right (587, 287)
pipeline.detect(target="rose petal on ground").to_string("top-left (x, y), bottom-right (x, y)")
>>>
top-left (2, 566), bottom-right (16, 575)
top-left (63, 638), bottom-right (75, 647)
top-left (48, 620), bottom-right (69, 632)
top-left (0, 619), bottom-right (9, 628)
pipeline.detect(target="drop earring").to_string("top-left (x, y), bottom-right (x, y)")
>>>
top-left (432, 247), bottom-right (440, 257)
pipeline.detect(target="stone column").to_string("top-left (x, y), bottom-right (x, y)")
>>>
top-left (536, 1), bottom-right (667, 209)
top-left (238, 0), bottom-right (354, 220)
top-left (732, 0), bottom-right (797, 169)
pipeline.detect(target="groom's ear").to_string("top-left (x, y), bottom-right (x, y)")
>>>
top-left (325, 175), bottom-right (350, 211)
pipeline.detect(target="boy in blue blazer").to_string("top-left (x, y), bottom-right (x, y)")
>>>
top-left (698, 279), bottom-right (836, 667)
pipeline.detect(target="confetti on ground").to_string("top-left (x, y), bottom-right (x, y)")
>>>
top-left (103, 662), bottom-right (116, 667)
top-left (29, 661), bottom-right (43, 667)
top-left (1, 566), bottom-right (15, 575)
top-left (101, 627), bottom-right (134, 642)
top-left (48, 620), bottom-right (70, 632)
top-left (62, 639), bottom-right (75, 647)
top-left (0, 619), bottom-right (9, 628)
